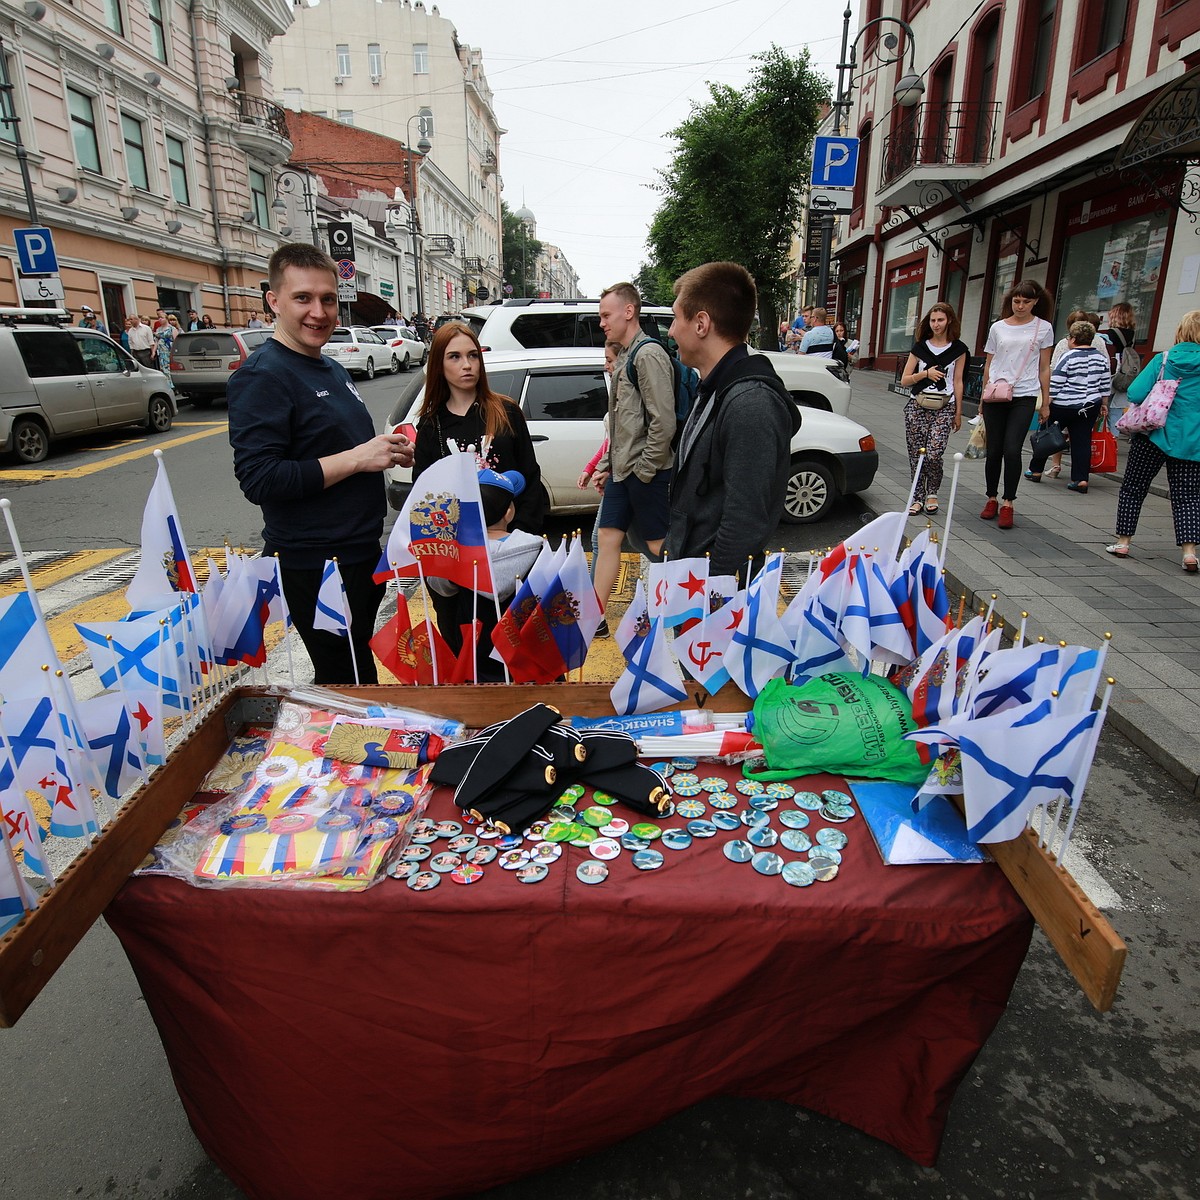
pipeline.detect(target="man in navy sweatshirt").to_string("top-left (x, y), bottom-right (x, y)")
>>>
top-left (228, 243), bottom-right (413, 683)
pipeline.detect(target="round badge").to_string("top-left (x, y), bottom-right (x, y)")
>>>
top-left (712, 811), bottom-right (741, 831)
top-left (398, 843), bottom-right (431, 862)
top-left (631, 822), bottom-right (662, 841)
top-left (817, 828), bottom-right (849, 850)
top-left (671, 772), bottom-right (699, 787)
top-left (429, 851), bottom-right (462, 873)
top-left (670, 757), bottom-right (697, 771)
top-left (735, 778), bottom-right (765, 796)
top-left (632, 849), bottom-right (665, 871)
top-left (450, 863), bottom-right (485, 885)
top-left (590, 837), bottom-right (621, 860)
top-left (256, 756), bottom-right (298, 785)
top-left (220, 812), bottom-right (268, 836)
top-left (569, 826), bottom-right (598, 846)
top-left (434, 820), bottom-right (463, 838)
top-left (809, 855), bottom-right (840, 882)
top-left (315, 810), bottom-right (361, 833)
top-left (268, 812), bottom-right (315, 834)
top-left (387, 860), bottom-right (419, 880)
top-left (661, 828), bottom-right (692, 851)
top-left (374, 790), bottom-right (414, 816)
top-left (525, 821), bottom-right (551, 841)
top-left (599, 816), bottom-right (630, 837)
top-left (476, 825), bottom-right (503, 840)
top-left (675, 798), bottom-right (706, 819)
top-left (739, 809), bottom-right (770, 828)
top-left (544, 821), bottom-right (576, 843)
top-left (782, 861), bottom-right (816, 888)
top-left (409, 818), bottom-right (437, 837)
top-left (723, 839), bottom-right (754, 863)
top-left (407, 870), bottom-right (440, 891)
top-left (748, 795), bottom-right (778, 812)
top-left (559, 784), bottom-right (586, 803)
top-left (809, 845), bottom-right (842, 864)
top-left (780, 829), bottom-right (812, 853)
top-left (620, 833), bottom-right (651, 852)
top-left (765, 783), bottom-right (796, 799)
top-left (516, 861), bottom-right (549, 884)
top-left (747, 824), bottom-right (778, 848)
top-left (821, 789), bottom-right (853, 807)
top-left (778, 809), bottom-right (810, 829)
top-left (671, 781), bottom-right (702, 797)
top-left (499, 849), bottom-right (532, 870)
top-left (793, 791), bottom-right (824, 811)
top-left (591, 790), bottom-right (619, 807)
top-left (699, 777), bottom-right (729, 793)
top-left (821, 804), bottom-right (855, 823)
top-left (751, 851), bottom-right (785, 876)
top-left (531, 840), bottom-right (562, 863)
top-left (686, 819), bottom-right (717, 839)
top-left (549, 806), bottom-right (577, 824)
top-left (582, 805), bottom-right (612, 827)
top-left (446, 833), bottom-right (478, 853)
top-left (467, 844), bottom-right (497, 865)
top-left (576, 860), bottom-right (609, 885)
top-left (496, 833), bottom-right (524, 850)
top-left (362, 816), bottom-right (400, 843)
top-left (709, 793), bottom-right (738, 810)
top-left (649, 761), bottom-right (674, 778)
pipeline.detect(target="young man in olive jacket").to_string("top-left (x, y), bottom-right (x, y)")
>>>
top-left (666, 262), bottom-right (800, 580)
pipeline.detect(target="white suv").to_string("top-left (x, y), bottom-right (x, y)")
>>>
top-left (461, 300), bottom-right (851, 416)
top-left (383, 348), bottom-right (876, 524)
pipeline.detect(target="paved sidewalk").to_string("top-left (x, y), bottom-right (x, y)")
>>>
top-left (848, 368), bottom-right (1200, 794)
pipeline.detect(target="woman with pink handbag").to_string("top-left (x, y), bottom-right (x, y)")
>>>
top-left (979, 281), bottom-right (1056, 529)
top-left (1107, 310), bottom-right (1200, 572)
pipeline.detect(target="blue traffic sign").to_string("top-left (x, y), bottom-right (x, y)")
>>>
top-left (14, 226), bottom-right (59, 275)
top-left (811, 137), bottom-right (861, 190)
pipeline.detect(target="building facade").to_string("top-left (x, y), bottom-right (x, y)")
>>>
top-left (272, 0), bottom-right (503, 307)
top-left (1, 0), bottom-right (298, 327)
top-left (830, 0), bottom-right (1200, 370)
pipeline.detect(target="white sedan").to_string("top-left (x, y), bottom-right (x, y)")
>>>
top-left (382, 348), bottom-right (878, 524)
top-left (320, 326), bottom-right (394, 379)
top-left (371, 325), bottom-right (428, 372)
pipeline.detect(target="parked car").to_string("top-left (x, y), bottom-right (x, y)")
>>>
top-left (0, 310), bottom-right (177, 463)
top-left (382, 348), bottom-right (876, 524)
top-left (321, 326), bottom-right (395, 379)
top-left (370, 325), bottom-right (428, 372)
top-left (169, 328), bottom-right (272, 407)
top-left (460, 300), bottom-right (851, 415)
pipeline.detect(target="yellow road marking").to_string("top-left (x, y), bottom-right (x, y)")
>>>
top-left (0, 548), bottom-right (126, 598)
top-left (0, 425), bottom-right (228, 482)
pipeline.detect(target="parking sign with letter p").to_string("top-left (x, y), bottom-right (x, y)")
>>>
top-left (810, 137), bottom-right (860, 190)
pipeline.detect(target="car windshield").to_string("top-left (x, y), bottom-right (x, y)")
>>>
top-left (326, 329), bottom-right (352, 343)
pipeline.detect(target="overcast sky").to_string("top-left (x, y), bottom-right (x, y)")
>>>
top-left (442, 1), bottom-right (858, 295)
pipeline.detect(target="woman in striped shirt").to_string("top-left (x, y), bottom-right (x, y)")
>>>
top-left (1026, 320), bottom-right (1111, 492)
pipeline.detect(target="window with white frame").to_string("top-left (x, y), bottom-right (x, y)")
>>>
top-left (122, 113), bottom-right (149, 190)
top-left (147, 0), bottom-right (168, 65)
top-left (414, 44), bottom-right (429, 73)
top-left (68, 88), bottom-right (102, 173)
top-left (337, 110), bottom-right (355, 125)
top-left (336, 44), bottom-right (351, 77)
top-left (165, 133), bottom-right (190, 204)
top-left (102, 0), bottom-right (124, 37)
top-left (368, 44), bottom-right (383, 77)
top-left (249, 168), bottom-right (270, 227)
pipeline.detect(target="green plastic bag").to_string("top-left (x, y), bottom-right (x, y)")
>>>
top-left (745, 672), bottom-right (928, 785)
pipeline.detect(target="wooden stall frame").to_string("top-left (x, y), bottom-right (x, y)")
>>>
top-left (0, 682), bottom-right (1126, 1026)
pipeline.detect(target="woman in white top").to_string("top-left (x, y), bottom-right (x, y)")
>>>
top-left (979, 281), bottom-right (1056, 529)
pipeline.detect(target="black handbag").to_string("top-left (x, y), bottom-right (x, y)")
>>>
top-left (1029, 421), bottom-right (1067, 458)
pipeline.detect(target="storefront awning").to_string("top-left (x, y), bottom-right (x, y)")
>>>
top-left (1116, 66), bottom-right (1200, 169)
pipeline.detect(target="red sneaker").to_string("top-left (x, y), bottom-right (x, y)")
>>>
top-left (998, 505), bottom-right (1014, 529)
top-left (980, 498), bottom-right (999, 520)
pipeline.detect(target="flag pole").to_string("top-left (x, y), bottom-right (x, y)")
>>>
top-left (414, 552), bottom-right (440, 686)
top-left (334, 559), bottom-right (360, 688)
top-left (0, 816), bottom-right (36, 922)
top-left (1057, 678), bottom-right (1114, 863)
top-left (939, 453), bottom-right (964, 570)
top-left (471, 561), bottom-right (479, 685)
top-left (0, 708), bottom-right (55, 886)
top-left (272, 555), bottom-right (297, 689)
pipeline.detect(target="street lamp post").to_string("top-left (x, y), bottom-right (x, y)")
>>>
top-left (814, 6), bottom-right (925, 309)
top-left (404, 108), bottom-right (433, 320)
top-left (272, 168), bottom-right (319, 246)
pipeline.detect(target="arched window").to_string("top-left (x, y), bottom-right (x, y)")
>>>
top-left (923, 57), bottom-right (954, 165)
top-left (964, 10), bottom-right (1000, 163)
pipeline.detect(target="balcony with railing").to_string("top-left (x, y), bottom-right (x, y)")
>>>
top-left (877, 101), bottom-right (1001, 208)
top-left (230, 91), bottom-right (293, 167)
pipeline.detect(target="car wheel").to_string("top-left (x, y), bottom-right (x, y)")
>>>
top-left (365, 357), bottom-right (375, 381)
top-left (782, 460), bottom-right (835, 524)
top-left (391, 354), bottom-right (401, 373)
top-left (146, 395), bottom-right (174, 434)
top-left (11, 417), bottom-right (49, 464)
top-left (403, 352), bottom-right (411, 370)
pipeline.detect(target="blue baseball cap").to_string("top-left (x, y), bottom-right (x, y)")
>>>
top-left (478, 468), bottom-right (525, 496)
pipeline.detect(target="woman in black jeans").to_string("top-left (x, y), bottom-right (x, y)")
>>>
top-left (979, 281), bottom-right (1055, 529)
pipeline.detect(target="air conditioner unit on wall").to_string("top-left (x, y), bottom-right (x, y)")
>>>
top-left (371, 74), bottom-right (382, 85)
top-left (334, 75), bottom-right (344, 86)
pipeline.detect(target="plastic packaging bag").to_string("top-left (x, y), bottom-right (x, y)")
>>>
top-left (964, 416), bottom-right (986, 459)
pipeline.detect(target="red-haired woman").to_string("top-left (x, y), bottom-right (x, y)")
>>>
top-left (899, 302), bottom-right (969, 515)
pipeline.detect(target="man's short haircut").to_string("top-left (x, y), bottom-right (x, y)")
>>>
top-left (600, 282), bottom-right (641, 315)
top-left (810, 307), bottom-right (829, 325)
top-left (268, 242), bottom-right (338, 293)
top-left (479, 484), bottom-right (515, 528)
top-left (1068, 320), bottom-right (1096, 344)
top-left (673, 262), bottom-right (757, 342)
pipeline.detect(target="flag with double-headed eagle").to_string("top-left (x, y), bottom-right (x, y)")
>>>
top-left (126, 455), bottom-right (197, 610)
top-left (611, 581), bottom-right (688, 714)
top-left (540, 536), bottom-right (603, 671)
top-left (374, 450), bottom-right (493, 591)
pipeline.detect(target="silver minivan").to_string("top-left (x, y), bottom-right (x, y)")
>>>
top-left (0, 313), bottom-right (176, 463)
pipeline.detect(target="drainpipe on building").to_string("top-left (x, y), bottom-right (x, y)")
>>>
top-left (187, 0), bottom-right (231, 323)
top-left (865, 215), bottom-right (887, 368)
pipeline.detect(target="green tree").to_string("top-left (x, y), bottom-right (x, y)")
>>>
top-left (501, 201), bottom-right (543, 299)
top-left (645, 46), bottom-right (830, 347)
top-left (632, 261), bottom-right (675, 307)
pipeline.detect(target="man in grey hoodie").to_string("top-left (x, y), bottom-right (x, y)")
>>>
top-left (666, 262), bottom-right (800, 580)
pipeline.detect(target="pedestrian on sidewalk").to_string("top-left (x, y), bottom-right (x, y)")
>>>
top-left (1101, 302), bottom-right (1140, 427)
top-left (1107, 309), bottom-right (1200, 572)
top-left (979, 280), bottom-right (1055, 529)
top-left (900, 302), bottom-right (969, 516)
top-left (1043, 309), bottom-right (1105, 478)
top-left (127, 313), bottom-right (156, 368)
top-left (1026, 320), bottom-right (1110, 493)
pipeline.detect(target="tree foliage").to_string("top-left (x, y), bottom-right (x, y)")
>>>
top-left (501, 201), bottom-right (544, 299)
top-left (645, 46), bottom-right (830, 345)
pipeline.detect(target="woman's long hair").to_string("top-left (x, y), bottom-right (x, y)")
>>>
top-left (418, 321), bottom-right (512, 438)
top-left (999, 279), bottom-right (1053, 321)
top-left (916, 302), bottom-right (961, 342)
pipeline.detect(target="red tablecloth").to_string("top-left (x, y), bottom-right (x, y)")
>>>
top-left (105, 769), bottom-right (1032, 1200)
